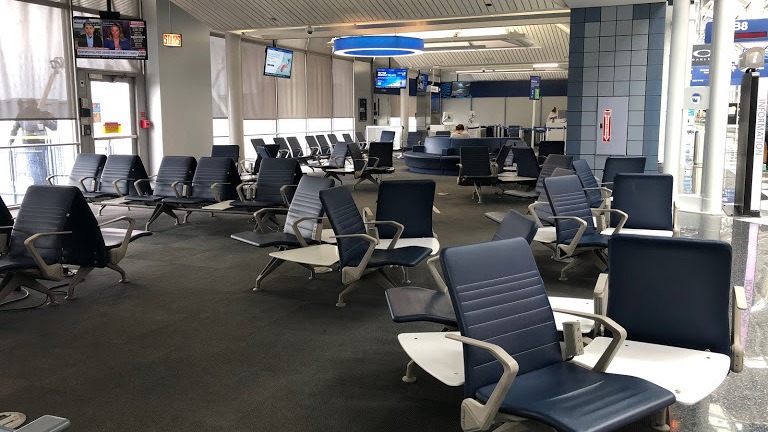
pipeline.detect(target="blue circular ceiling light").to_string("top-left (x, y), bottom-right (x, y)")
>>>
top-left (333, 36), bottom-right (424, 57)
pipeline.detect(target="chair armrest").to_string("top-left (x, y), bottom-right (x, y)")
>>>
top-left (362, 207), bottom-right (377, 239)
top-left (133, 177), bottom-right (156, 196)
top-left (551, 308), bottom-right (627, 372)
top-left (491, 162), bottom-right (499, 176)
top-left (79, 176), bottom-right (99, 193)
top-left (98, 216), bottom-right (136, 263)
top-left (46, 174), bottom-right (67, 185)
top-left (331, 233), bottom-right (378, 284)
top-left (527, 201), bottom-right (551, 227)
top-left (23, 231), bottom-right (72, 280)
top-left (111, 178), bottom-right (135, 197)
top-left (584, 186), bottom-right (613, 208)
top-left (280, 184), bottom-right (298, 207)
top-left (210, 182), bottom-right (231, 202)
top-left (445, 334), bottom-right (519, 432)
top-left (171, 180), bottom-right (192, 198)
top-left (732, 285), bottom-right (747, 372)
top-left (427, 255), bottom-right (447, 293)
top-left (593, 272), bottom-right (608, 316)
top-left (363, 220), bottom-right (404, 249)
top-left (549, 216), bottom-right (588, 258)
top-left (278, 149), bottom-right (290, 158)
top-left (236, 181), bottom-right (256, 201)
top-left (289, 216), bottom-right (327, 247)
top-left (591, 208), bottom-right (627, 232)
top-left (672, 203), bottom-right (680, 237)
top-left (252, 207), bottom-right (289, 233)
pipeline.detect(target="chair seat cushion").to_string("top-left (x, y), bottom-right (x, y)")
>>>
top-left (100, 228), bottom-right (152, 249)
top-left (230, 200), bottom-right (282, 208)
top-left (476, 362), bottom-right (675, 432)
top-left (161, 197), bottom-right (210, 205)
top-left (385, 287), bottom-right (456, 326)
top-left (350, 246), bottom-right (431, 268)
top-left (0, 255), bottom-right (49, 272)
top-left (574, 233), bottom-right (610, 248)
top-left (231, 231), bottom-right (317, 248)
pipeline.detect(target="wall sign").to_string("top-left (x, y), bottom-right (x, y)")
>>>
top-left (529, 76), bottom-right (541, 100)
top-left (705, 19), bottom-right (768, 43)
top-left (602, 109), bottom-right (612, 142)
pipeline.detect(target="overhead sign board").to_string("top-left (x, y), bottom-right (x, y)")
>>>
top-left (705, 19), bottom-right (768, 44)
top-left (529, 76), bottom-right (540, 100)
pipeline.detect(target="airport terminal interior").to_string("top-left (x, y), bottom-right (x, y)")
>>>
top-left (2, 0), bottom-right (768, 431)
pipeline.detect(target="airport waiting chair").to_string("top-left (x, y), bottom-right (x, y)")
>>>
top-left (457, 146), bottom-right (498, 204)
top-left (327, 133), bottom-right (339, 145)
top-left (356, 141), bottom-right (395, 188)
top-left (504, 154), bottom-right (572, 198)
top-left (379, 130), bottom-right (396, 143)
top-left (125, 156), bottom-right (197, 229)
top-left (211, 144), bottom-right (240, 162)
top-left (250, 137), bottom-right (266, 152)
top-left (602, 173), bottom-right (678, 237)
top-left (601, 156), bottom-right (646, 185)
top-left (46, 153), bottom-right (107, 192)
top-left (272, 137), bottom-right (292, 158)
top-left (316, 142), bottom-right (351, 180)
top-left (305, 135), bottom-right (325, 159)
top-left (403, 131), bottom-right (421, 153)
top-left (149, 157), bottom-right (240, 227)
top-left (342, 133), bottom-right (354, 144)
top-left (231, 158), bottom-right (301, 211)
top-left (286, 136), bottom-right (313, 164)
top-left (230, 176), bottom-right (335, 290)
top-left (355, 131), bottom-right (368, 150)
top-left (316, 135), bottom-right (333, 156)
top-left (572, 159), bottom-right (610, 209)
top-left (544, 174), bottom-right (627, 280)
top-left (440, 238), bottom-right (675, 432)
top-left (491, 143), bottom-right (512, 169)
top-left (320, 185), bottom-right (432, 307)
top-left (496, 147), bottom-right (539, 192)
top-left (536, 140), bottom-right (565, 166)
top-left (573, 235), bottom-right (745, 409)
top-left (81, 155), bottom-right (149, 214)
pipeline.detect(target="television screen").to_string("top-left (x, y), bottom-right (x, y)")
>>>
top-left (264, 46), bottom-right (293, 79)
top-left (416, 73), bottom-right (429, 92)
top-left (73, 16), bottom-right (147, 60)
top-left (451, 82), bottom-right (471, 98)
top-left (375, 68), bottom-right (407, 89)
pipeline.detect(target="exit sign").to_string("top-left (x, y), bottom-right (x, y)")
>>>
top-left (163, 33), bottom-right (182, 47)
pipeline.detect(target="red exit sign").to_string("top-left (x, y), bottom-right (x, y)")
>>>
top-left (163, 33), bottom-right (182, 47)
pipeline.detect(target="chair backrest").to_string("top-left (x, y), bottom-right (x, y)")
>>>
top-left (379, 130), bottom-right (396, 142)
top-left (67, 153), bottom-right (107, 190)
top-left (273, 137), bottom-right (291, 156)
top-left (535, 154), bottom-right (573, 194)
top-left (544, 174), bottom-right (595, 243)
top-left (286, 137), bottom-right (304, 158)
top-left (608, 235), bottom-right (732, 356)
top-left (152, 156), bottom-right (197, 197)
top-left (61, 187), bottom-right (108, 268)
top-left (492, 211), bottom-right (538, 244)
top-left (435, 130), bottom-right (450, 137)
top-left (256, 146), bottom-right (275, 160)
top-left (509, 147), bottom-right (540, 179)
top-left (375, 180), bottom-right (435, 239)
top-left (494, 144), bottom-right (512, 167)
top-left (367, 141), bottom-right (394, 168)
top-left (250, 138), bottom-right (266, 153)
top-left (319, 186), bottom-right (369, 268)
top-left (572, 159), bottom-right (602, 208)
top-left (442, 238), bottom-right (563, 397)
top-left (347, 142), bottom-right (368, 173)
top-left (538, 141), bottom-right (565, 159)
top-left (316, 135), bottom-right (332, 154)
top-left (342, 133), bottom-right (354, 143)
top-left (9, 186), bottom-right (77, 263)
top-left (327, 134), bottom-right (339, 144)
top-left (406, 131), bottom-right (421, 147)
top-left (611, 173), bottom-right (674, 229)
top-left (602, 156), bottom-right (646, 184)
top-left (190, 157), bottom-right (240, 201)
top-left (283, 176), bottom-right (335, 239)
top-left (459, 146), bottom-right (492, 177)
top-left (254, 158), bottom-right (300, 204)
top-left (211, 145), bottom-right (240, 162)
top-left (533, 167), bottom-right (575, 226)
top-left (99, 155), bottom-right (149, 196)
top-left (305, 136), bottom-right (321, 155)
top-left (327, 142), bottom-right (349, 169)
top-left (355, 131), bottom-right (366, 143)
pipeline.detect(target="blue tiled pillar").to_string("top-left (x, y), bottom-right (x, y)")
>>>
top-left (566, 3), bottom-right (667, 178)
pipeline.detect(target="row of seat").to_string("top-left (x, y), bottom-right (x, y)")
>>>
top-left (250, 130), bottom-right (394, 162)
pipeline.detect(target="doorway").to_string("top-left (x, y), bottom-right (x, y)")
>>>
top-left (89, 76), bottom-right (137, 155)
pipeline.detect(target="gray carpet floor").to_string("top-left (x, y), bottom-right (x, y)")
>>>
top-left (0, 160), bottom-right (661, 431)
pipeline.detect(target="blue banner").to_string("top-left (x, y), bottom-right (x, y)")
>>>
top-left (705, 19), bottom-right (768, 44)
top-left (529, 76), bottom-right (541, 100)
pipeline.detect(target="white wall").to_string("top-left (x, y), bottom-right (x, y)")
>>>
top-left (142, 0), bottom-right (214, 173)
top-left (441, 95), bottom-right (567, 128)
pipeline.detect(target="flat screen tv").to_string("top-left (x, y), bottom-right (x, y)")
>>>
top-left (375, 68), bottom-right (407, 89)
top-left (451, 81), bottom-right (471, 98)
top-left (73, 16), bottom-right (147, 60)
top-left (416, 73), bottom-right (429, 92)
top-left (264, 46), bottom-right (293, 79)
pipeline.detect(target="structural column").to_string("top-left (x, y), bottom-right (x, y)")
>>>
top-left (400, 86), bottom-right (409, 150)
top-left (700, 0), bottom-right (735, 214)
top-left (225, 33), bottom-right (244, 155)
top-left (662, 0), bottom-right (690, 195)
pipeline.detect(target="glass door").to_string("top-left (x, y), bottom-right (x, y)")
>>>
top-left (90, 76), bottom-right (136, 155)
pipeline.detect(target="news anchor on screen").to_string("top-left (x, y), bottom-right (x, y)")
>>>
top-left (104, 23), bottom-right (131, 50)
top-left (76, 21), bottom-right (103, 48)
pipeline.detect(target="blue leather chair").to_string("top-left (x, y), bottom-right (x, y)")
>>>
top-left (304, 136), bottom-right (323, 158)
top-left (320, 185), bottom-right (432, 307)
top-left (317, 142), bottom-right (351, 182)
top-left (359, 141), bottom-right (395, 187)
top-left (504, 153), bottom-right (571, 198)
top-left (572, 159), bottom-right (610, 209)
top-left (457, 146), bottom-right (497, 204)
top-left (601, 156), bottom-right (646, 185)
top-left (124, 156), bottom-right (197, 229)
top-left (231, 158), bottom-right (300, 211)
top-left (327, 133), bottom-right (339, 145)
top-left (605, 173), bottom-right (677, 236)
top-left (81, 154), bottom-right (149, 201)
top-left (211, 144), bottom-right (240, 162)
top-left (46, 153), bottom-right (106, 191)
top-left (379, 130), bottom-right (396, 142)
top-left (315, 135), bottom-right (333, 157)
top-left (230, 176), bottom-right (335, 290)
top-left (250, 138), bottom-right (266, 153)
top-left (272, 137), bottom-right (291, 158)
top-left (536, 140), bottom-right (565, 165)
top-left (440, 238), bottom-right (675, 432)
top-left (342, 133), bottom-right (354, 144)
top-left (543, 174), bottom-right (626, 280)
top-left (509, 147), bottom-right (540, 180)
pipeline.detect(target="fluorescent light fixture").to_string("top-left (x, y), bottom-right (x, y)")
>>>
top-left (533, 63), bottom-right (559, 68)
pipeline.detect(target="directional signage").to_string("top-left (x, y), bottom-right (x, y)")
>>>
top-left (602, 109), bottom-right (612, 142)
top-left (529, 76), bottom-right (540, 100)
top-left (705, 19), bottom-right (768, 43)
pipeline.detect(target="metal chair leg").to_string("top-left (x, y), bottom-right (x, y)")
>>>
top-left (66, 266), bottom-right (94, 299)
top-left (402, 359), bottom-right (418, 383)
top-left (254, 256), bottom-right (286, 291)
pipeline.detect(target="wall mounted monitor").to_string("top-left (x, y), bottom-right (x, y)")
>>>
top-left (73, 16), bottom-right (148, 60)
top-left (416, 73), bottom-right (429, 92)
top-left (451, 81), bottom-right (471, 98)
top-left (264, 46), bottom-right (294, 79)
top-left (375, 68), bottom-right (408, 89)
